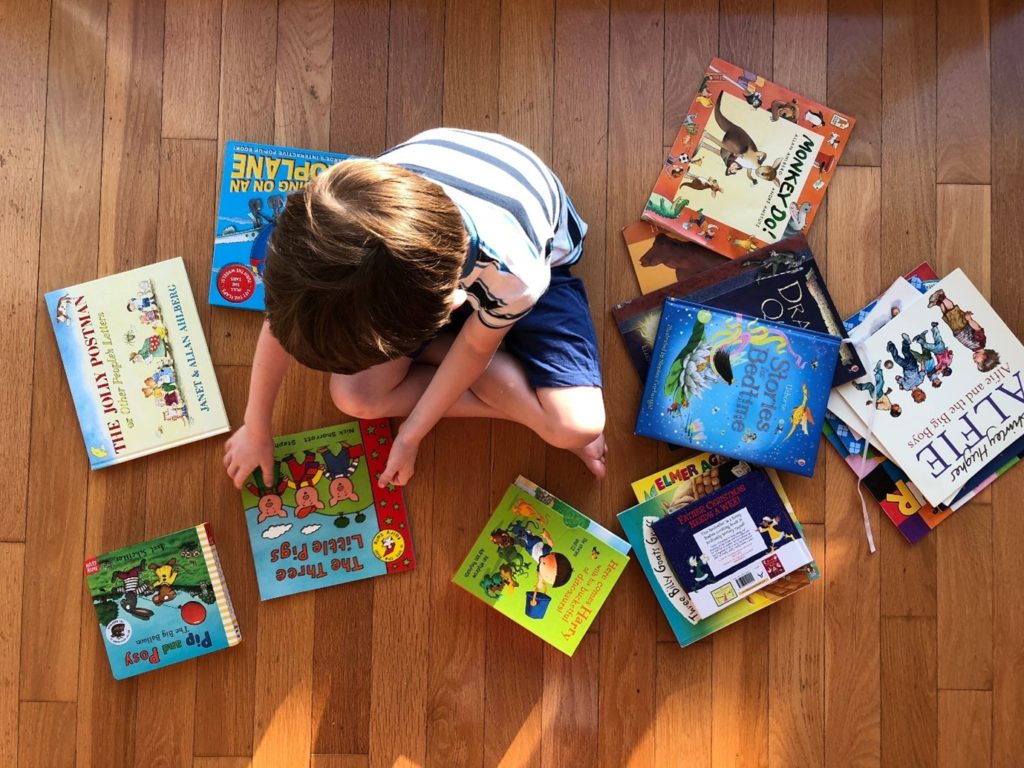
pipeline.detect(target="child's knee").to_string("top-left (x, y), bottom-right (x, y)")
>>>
top-left (544, 396), bottom-right (605, 449)
top-left (329, 375), bottom-right (386, 419)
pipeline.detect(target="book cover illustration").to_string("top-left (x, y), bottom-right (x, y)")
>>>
top-left (452, 482), bottom-right (630, 657)
top-left (642, 58), bottom-right (854, 259)
top-left (622, 219), bottom-right (727, 295)
top-left (631, 450), bottom-right (754, 503)
top-left (45, 257), bottom-right (229, 469)
top-left (650, 468), bottom-right (813, 618)
top-left (834, 268), bottom-right (1024, 507)
top-left (240, 419), bottom-right (415, 600)
top-left (635, 299), bottom-right (839, 476)
top-left (84, 524), bottom-right (241, 680)
top-left (613, 235), bottom-right (859, 386)
top-left (617, 464), bottom-right (818, 646)
top-left (211, 141), bottom-right (350, 310)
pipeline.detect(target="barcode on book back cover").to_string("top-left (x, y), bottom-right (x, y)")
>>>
top-left (736, 572), bottom-right (755, 589)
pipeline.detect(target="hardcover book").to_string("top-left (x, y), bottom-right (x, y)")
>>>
top-left (650, 468), bottom-right (813, 618)
top-left (452, 477), bottom-right (630, 657)
top-left (617, 463), bottom-right (818, 645)
top-left (635, 299), bottom-right (839, 476)
top-left (45, 258), bottom-right (229, 469)
top-left (630, 450), bottom-right (755, 503)
top-left (240, 419), bottom-right (416, 600)
top-left (834, 268), bottom-right (1024, 507)
top-left (642, 58), bottom-right (854, 259)
top-left (613, 235), bottom-right (859, 386)
top-left (84, 524), bottom-right (241, 680)
top-left (210, 141), bottom-right (350, 310)
top-left (622, 219), bottom-right (727, 295)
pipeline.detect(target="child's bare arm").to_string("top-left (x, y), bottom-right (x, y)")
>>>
top-left (379, 314), bottom-right (507, 486)
top-left (223, 319), bottom-right (292, 488)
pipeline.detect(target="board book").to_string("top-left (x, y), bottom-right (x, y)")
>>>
top-left (452, 477), bottom-right (630, 657)
top-left (613, 235), bottom-right (859, 387)
top-left (84, 524), bottom-right (241, 680)
top-left (642, 58), bottom-right (854, 259)
top-left (211, 141), bottom-right (351, 310)
top-left (240, 419), bottom-right (415, 600)
top-left (635, 298), bottom-right (839, 476)
top-left (833, 268), bottom-right (1024, 507)
top-left (45, 257), bottom-right (229, 469)
top-left (622, 219), bottom-right (727, 295)
top-left (617, 459), bottom-right (817, 646)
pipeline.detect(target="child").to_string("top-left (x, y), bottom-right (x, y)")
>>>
top-left (223, 128), bottom-right (606, 489)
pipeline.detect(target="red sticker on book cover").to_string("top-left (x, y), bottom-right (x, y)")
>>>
top-left (762, 554), bottom-right (784, 578)
top-left (84, 557), bottom-right (99, 575)
top-left (217, 264), bottom-right (256, 303)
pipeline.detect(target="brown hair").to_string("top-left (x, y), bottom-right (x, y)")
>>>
top-left (263, 158), bottom-right (468, 373)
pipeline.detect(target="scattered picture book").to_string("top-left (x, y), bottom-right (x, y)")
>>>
top-left (210, 141), bottom-right (351, 310)
top-left (240, 419), bottom-right (415, 600)
top-left (613, 234), bottom-right (860, 387)
top-left (650, 467), bottom-right (814, 618)
top-left (635, 298), bottom-right (839, 476)
top-left (642, 58), bottom-right (854, 259)
top-left (84, 523), bottom-right (241, 680)
top-left (833, 268), bottom-right (1024, 508)
top-left (622, 219), bottom-right (728, 295)
top-left (45, 257), bottom-right (229, 469)
top-left (618, 454), bottom-right (818, 647)
top-left (452, 476), bottom-right (630, 657)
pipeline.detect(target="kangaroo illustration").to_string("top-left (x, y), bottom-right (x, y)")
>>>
top-left (679, 172), bottom-right (724, 198)
top-left (699, 92), bottom-right (782, 186)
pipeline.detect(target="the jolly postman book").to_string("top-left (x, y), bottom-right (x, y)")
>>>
top-left (45, 258), bottom-right (229, 469)
top-left (643, 58), bottom-right (854, 259)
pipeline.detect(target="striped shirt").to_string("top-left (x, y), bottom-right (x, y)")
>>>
top-left (377, 128), bottom-right (587, 328)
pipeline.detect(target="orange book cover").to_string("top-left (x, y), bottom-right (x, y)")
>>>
top-left (642, 58), bottom-right (854, 259)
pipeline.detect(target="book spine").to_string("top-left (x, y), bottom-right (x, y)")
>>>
top-left (197, 523), bottom-right (242, 646)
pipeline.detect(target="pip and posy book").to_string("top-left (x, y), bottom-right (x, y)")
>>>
top-left (452, 478), bottom-right (630, 656)
top-left (45, 257), bottom-right (228, 469)
top-left (240, 419), bottom-right (415, 600)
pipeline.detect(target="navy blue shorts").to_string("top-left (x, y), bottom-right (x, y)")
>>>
top-left (412, 266), bottom-right (603, 390)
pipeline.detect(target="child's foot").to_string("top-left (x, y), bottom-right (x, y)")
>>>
top-left (571, 433), bottom-right (608, 479)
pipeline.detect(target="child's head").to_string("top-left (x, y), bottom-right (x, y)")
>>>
top-left (264, 159), bottom-right (469, 373)
top-left (974, 348), bottom-right (1000, 372)
top-left (537, 552), bottom-right (573, 589)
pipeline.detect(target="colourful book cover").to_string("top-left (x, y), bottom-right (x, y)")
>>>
top-left (613, 235), bottom-right (860, 386)
top-left (642, 58), bottom-right (854, 259)
top-left (650, 468), bottom-right (813, 618)
top-left (452, 479), bottom-right (630, 657)
top-left (833, 268), bottom-right (1024, 507)
top-left (210, 141), bottom-right (351, 310)
top-left (635, 299), bottom-right (839, 476)
top-left (240, 419), bottom-right (415, 600)
top-left (44, 257), bottom-right (229, 469)
top-left (622, 219), bottom-right (728, 295)
top-left (617, 465), bottom-right (818, 646)
top-left (630, 450), bottom-right (754, 503)
top-left (84, 524), bottom-right (241, 680)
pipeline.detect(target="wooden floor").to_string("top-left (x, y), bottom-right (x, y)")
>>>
top-left (3, 0), bottom-right (1022, 766)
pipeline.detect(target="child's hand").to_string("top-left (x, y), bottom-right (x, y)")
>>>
top-left (223, 423), bottom-right (274, 490)
top-left (379, 434), bottom-right (419, 487)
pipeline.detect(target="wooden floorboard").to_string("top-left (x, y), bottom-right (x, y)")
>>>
top-left (8, 1), bottom-right (1022, 765)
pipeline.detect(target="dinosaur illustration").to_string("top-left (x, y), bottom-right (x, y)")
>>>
top-left (784, 383), bottom-right (814, 440)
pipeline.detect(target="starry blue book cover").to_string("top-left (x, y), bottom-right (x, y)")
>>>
top-left (635, 298), bottom-right (839, 477)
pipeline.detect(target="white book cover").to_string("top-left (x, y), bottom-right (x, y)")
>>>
top-left (835, 269), bottom-right (1024, 506)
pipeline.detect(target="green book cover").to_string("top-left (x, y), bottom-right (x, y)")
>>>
top-left (452, 478), bottom-right (630, 657)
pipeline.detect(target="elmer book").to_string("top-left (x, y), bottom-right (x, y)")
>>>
top-left (635, 299), bottom-right (838, 476)
top-left (45, 258), bottom-right (229, 469)
top-left (84, 524), bottom-right (241, 680)
top-left (210, 141), bottom-right (350, 310)
top-left (452, 478), bottom-right (630, 657)
top-left (240, 420), bottom-right (415, 600)
top-left (643, 58), bottom-right (854, 259)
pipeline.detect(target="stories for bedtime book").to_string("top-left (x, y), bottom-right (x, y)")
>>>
top-left (635, 298), bottom-right (839, 476)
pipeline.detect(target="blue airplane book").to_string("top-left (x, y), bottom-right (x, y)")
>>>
top-left (649, 468), bottom-right (813, 618)
top-left (84, 524), bottom-right (241, 679)
top-left (635, 298), bottom-right (839, 476)
top-left (210, 141), bottom-right (351, 310)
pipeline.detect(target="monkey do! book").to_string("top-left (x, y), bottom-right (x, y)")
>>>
top-left (240, 419), bottom-right (415, 600)
top-left (210, 141), bottom-right (350, 310)
top-left (84, 524), bottom-right (241, 680)
top-left (452, 477), bottom-right (630, 657)
top-left (618, 459), bottom-right (818, 645)
top-left (45, 257), bottom-right (229, 469)
top-left (636, 299), bottom-right (839, 476)
top-left (643, 58), bottom-right (854, 259)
